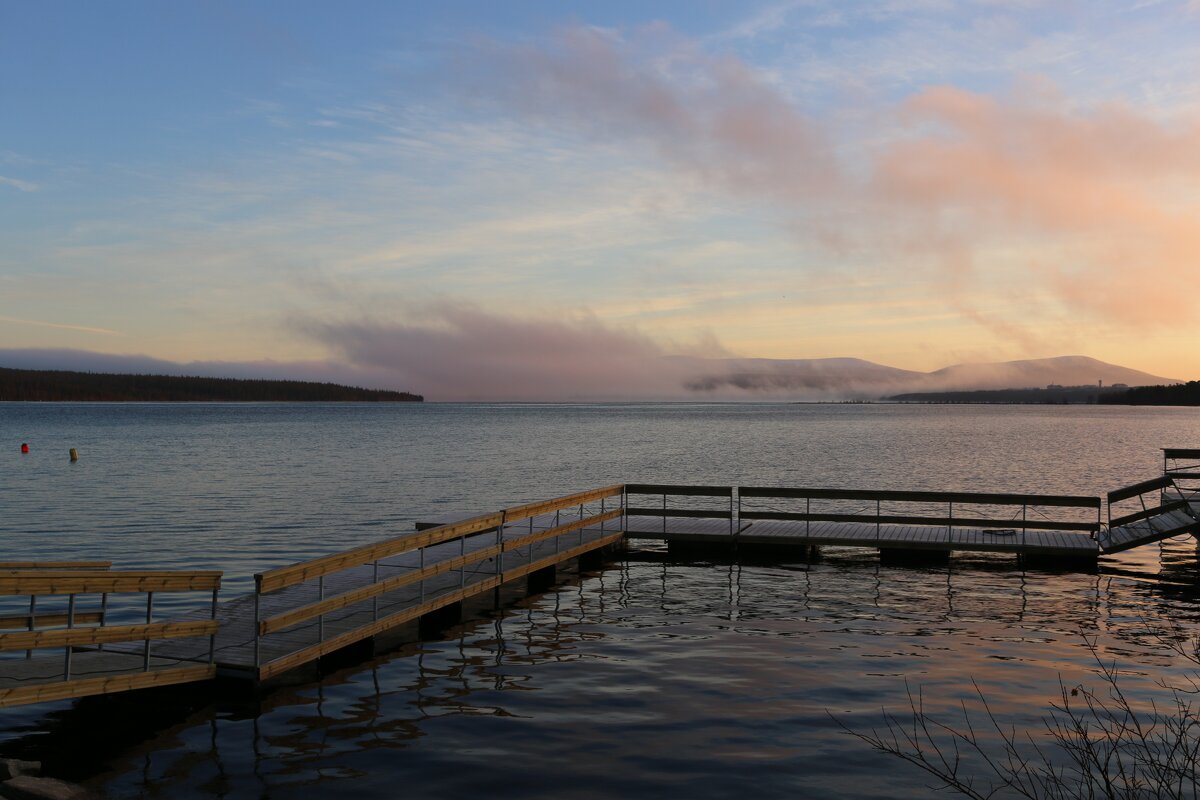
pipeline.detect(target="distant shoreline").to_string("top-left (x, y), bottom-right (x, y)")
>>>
top-left (0, 367), bottom-right (422, 402)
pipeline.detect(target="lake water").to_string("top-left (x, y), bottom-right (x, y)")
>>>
top-left (1, 402), bottom-right (1199, 798)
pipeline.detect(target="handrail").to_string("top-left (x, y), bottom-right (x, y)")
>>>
top-left (1108, 476), bottom-right (1172, 504)
top-left (253, 488), bottom-right (625, 678)
top-left (738, 485), bottom-right (1103, 542)
top-left (0, 569), bottom-right (223, 707)
top-left (0, 620), bottom-right (218, 652)
top-left (0, 561), bottom-right (112, 570)
top-left (625, 507), bottom-right (733, 519)
top-left (0, 611), bottom-right (104, 629)
top-left (251, 486), bottom-right (626, 670)
top-left (738, 510), bottom-right (1100, 532)
top-left (740, 486), bottom-right (1100, 507)
top-left (258, 506), bottom-right (622, 635)
top-left (257, 486), bottom-right (625, 595)
top-left (503, 484), bottom-right (623, 523)
top-left (625, 484), bottom-right (733, 497)
top-left (0, 570), bottom-right (222, 595)
top-left (255, 513), bottom-right (504, 594)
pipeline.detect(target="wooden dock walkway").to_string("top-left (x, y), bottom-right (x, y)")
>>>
top-left (1, 486), bottom-right (624, 707)
top-left (4, 452), bottom-right (1200, 709)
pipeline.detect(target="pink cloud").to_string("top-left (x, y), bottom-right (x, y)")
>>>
top-left (302, 303), bottom-right (687, 401)
top-left (878, 84), bottom-right (1200, 322)
top-left (464, 26), bottom-right (837, 203)
top-left (465, 27), bottom-right (1200, 330)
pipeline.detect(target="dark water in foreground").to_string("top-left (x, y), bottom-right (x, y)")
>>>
top-left (1, 402), bottom-right (1199, 798)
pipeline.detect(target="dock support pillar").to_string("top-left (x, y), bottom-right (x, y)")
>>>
top-left (579, 548), bottom-right (606, 571)
top-left (526, 565), bottom-right (556, 594)
top-left (418, 602), bottom-right (462, 638)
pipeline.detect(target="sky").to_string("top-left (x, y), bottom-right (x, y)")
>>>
top-left (3, 1), bottom-right (1200, 399)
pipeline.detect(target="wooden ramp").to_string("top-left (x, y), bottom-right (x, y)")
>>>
top-left (1100, 476), bottom-right (1200, 554)
top-left (124, 485), bottom-right (625, 682)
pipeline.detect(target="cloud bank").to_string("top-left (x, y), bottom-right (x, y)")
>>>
top-left (1, 310), bottom-right (1178, 402)
top-left (462, 25), bottom-right (1200, 331)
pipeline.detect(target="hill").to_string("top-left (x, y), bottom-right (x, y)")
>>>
top-left (676, 354), bottom-right (1178, 399)
top-left (0, 367), bottom-right (422, 402)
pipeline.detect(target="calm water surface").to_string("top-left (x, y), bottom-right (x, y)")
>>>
top-left (1, 403), bottom-right (1199, 798)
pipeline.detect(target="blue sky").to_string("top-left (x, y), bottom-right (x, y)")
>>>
top-left (3, 2), bottom-right (1200, 398)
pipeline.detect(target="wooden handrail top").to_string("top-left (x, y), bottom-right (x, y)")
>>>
top-left (258, 486), bottom-right (624, 594)
top-left (259, 506), bottom-right (623, 634)
top-left (739, 486), bottom-right (1101, 508)
top-left (0, 620), bottom-right (218, 653)
top-left (1108, 476), bottom-right (1173, 503)
top-left (738, 510), bottom-right (1100, 532)
top-left (1163, 448), bottom-right (1200, 459)
top-left (256, 512), bottom-right (505, 594)
top-left (625, 483), bottom-right (734, 497)
top-left (0, 611), bottom-right (104, 630)
top-left (0, 561), bottom-right (112, 570)
top-left (0, 571), bottom-right (221, 596)
top-left (502, 484), bottom-right (624, 524)
top-left (256, 530), bottom-right (625, 681)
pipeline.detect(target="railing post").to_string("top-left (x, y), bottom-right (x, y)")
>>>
top-left (63, 593), bottom-right (76, 681)
top-left (318, 576), bottom-right (325, 642)
top-left (495, 518), bottom-right (505, 582)
top-left (209, 587), bottom-right (219, 664)
top-left (419, 546), bottom-right (426, 604)
top-left (25, 594), bottom-right (35, 660)
top-left (662, 492), bottom-right (667, 535)
top-left (600, 496), bottom-right (606, 535)
top-left (253, 576), bottom-right (262, 670)
top-left (143, 591), bottom-right (154, 671)
top-left (1021, 504), bottom-right (1027, 549)
top-left (372, 560), bottom-right (380, 621)
top-left (876, 498), bottom-right (881, 542)
top-left (98, 591), bottom-right (109, 652)
top-left (730, 490), bottom-right (735, 537)
top-left (948, 501), bottom-right (954, 536)
top-left (806, 496), bottom-right (811, 537)
top-left (460, 532), bottom-right (467, 589)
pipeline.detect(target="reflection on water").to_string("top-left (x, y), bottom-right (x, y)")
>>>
top-left (1, 403), bottom-right (1199, 797)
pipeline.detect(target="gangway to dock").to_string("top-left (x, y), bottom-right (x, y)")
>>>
top-left (1100, 475), bottom-right (1200, 554)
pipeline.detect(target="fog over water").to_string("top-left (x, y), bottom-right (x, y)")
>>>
top-left (1, 402), bottom-right (1198, 798)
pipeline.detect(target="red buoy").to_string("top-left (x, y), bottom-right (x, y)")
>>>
top-left (20, 443), bottom-right (29, 454)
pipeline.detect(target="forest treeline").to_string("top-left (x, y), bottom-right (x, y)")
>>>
top-left (1099, 381), bottom-right (1200, 406)
top-left (0, 367), bottom-right (423, 402)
